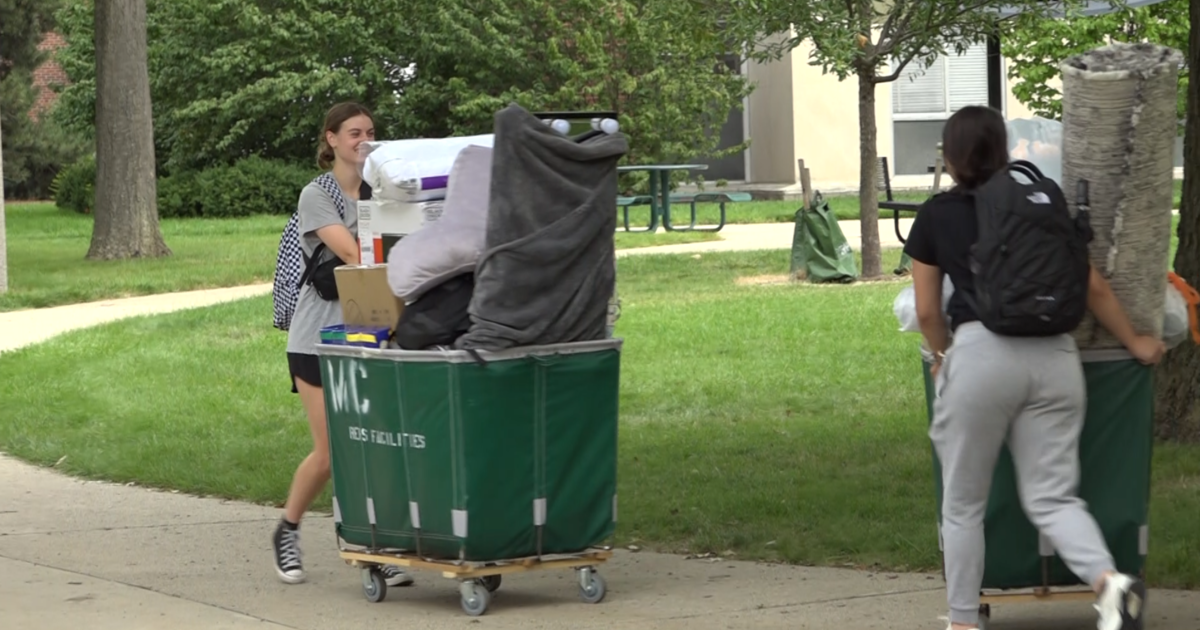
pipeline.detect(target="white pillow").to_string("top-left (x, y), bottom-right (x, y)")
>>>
top-left (386, 144), bottom-right (492, 302)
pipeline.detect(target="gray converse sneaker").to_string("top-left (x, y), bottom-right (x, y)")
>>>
top-left (1095, 573), bottom-right (1146, 630)
top-left (380, 564), bottom-right (413, 587)
top-left (272, 520), bottom-right (305, 584)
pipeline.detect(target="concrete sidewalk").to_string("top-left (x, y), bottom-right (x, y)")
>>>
top-left (6, 454), bottom-right (1200, 630)
top-left (0, 284), bottom-right (272, 354)
top-left (2, 218), bottom-right (1198, 629)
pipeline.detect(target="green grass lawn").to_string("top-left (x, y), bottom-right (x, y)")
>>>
top-left (6, 177), bottom-right (1180, 310)
top-left (2, 247), bottom-right (1197, 588)
top-left (661, 178), bottom-right (1186, 228)
top-left (0, 202), bottom-right (718, 312)
top-left (0, 202), bottom-right (283, 312)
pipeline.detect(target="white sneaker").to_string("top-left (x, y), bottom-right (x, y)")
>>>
top-left (380, 564), bottom-right (414, 587)
top-left (940, 614), bottom-right (980, 630)
top-left (1095, 573), bottom-right (1146, 630)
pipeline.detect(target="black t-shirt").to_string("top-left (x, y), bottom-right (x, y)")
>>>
top-left (901, 189), bottom-right (980, 332)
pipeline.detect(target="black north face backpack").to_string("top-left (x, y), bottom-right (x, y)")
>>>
top-left (965, 160), bottom-right (1094, 337)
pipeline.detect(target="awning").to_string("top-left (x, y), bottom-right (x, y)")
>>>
top-left (993, 0), bottom-right (1171, 19)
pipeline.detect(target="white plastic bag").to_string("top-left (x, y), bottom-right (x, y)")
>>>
top-left (1006, 117), bottom-right (1063, 186)
top-left (893, 275), bottom-right (955, 333)
top-left (359, 134), bottom-right (495, 202)
top-left (1163, 282), bottom-right (1189, 349)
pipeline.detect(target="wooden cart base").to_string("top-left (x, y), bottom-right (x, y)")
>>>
top-left (974, 586), bottom-right (1099, 629)
top-left (339, 547), bottom-right (613, 616)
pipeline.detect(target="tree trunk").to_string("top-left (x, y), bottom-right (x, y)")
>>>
top-left (89, 0), bottom-right (171, 260)
top-left (1153, 4), bottom-right (1200, 443)
top-left (0, 109), bottom-right (8, 294)
top-left (857, 66), bottom-right (882, 279)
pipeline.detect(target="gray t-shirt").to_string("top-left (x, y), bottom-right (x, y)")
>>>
top-left (286, 181), bottom-right (358, 356)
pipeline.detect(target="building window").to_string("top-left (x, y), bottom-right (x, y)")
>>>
top-left (891, 42), bottom-right (991, 176)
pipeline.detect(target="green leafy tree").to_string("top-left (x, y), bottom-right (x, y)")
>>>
top-left (999, 0), bottom-right (1188, 125)
top-left (52, 0), bottom-right (419, 173)
top-left (1, 0), bottom-right (62, 291)
top-left (2, 0), bottom-right (76, 202)
top-left (391, 0), bottom-right (750, 168)
top-left (51, 0), bottom-right (749, 175)
top-left (719, 0), bottom-right (1067, 278)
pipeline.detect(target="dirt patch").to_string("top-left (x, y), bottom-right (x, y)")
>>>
top-left (735, 274), bottom-right (791, 286)
top-left (735, 273), bottom-right (911, 287)
top-left (853, 274), bottom-right (912, 285)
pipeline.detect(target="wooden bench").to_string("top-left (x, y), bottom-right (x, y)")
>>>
top-left (665, 191), bottom-right (752, 232)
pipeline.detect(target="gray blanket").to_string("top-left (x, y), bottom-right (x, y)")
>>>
top-left (455, 104), bottom-right (629, 351)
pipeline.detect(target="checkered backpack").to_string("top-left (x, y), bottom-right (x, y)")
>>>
top-left (271, 173), bottom-right (347, 331)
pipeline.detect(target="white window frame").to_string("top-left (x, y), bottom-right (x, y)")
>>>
top-left (890, 41), bottom-right (1001, 122)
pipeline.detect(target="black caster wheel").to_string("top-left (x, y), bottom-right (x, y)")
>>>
top-left (478, 574), bottom-right (502, 593)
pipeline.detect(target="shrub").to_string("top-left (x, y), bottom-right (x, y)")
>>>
top-left (53, 155), bottom-right (319, 218)
top-left (159, 156), bottom-right (318, 218)
top-left (4, 119), bottom-right (92, 202)
top-left (51, 154), bottom-right (97, 214)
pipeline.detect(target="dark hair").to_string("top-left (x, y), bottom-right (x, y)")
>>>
top-left (317, 102), bottom-right (374, 170)
top-left (941, 105), bottom-right (1009, 190)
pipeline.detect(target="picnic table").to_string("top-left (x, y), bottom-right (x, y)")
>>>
top-left (615, 164), bottom-right (751, 233)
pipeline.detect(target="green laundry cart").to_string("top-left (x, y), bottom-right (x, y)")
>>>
top-left (921, 346), bottom-right (1154, 627)
top-left (317, 339), bottom-right (621, 616)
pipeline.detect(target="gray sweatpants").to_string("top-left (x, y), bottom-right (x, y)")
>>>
top-left (932, 322), bottom-right (1115, 626)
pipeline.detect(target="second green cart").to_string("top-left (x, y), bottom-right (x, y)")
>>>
top-left (920, 346), bottom-right (1154, 627)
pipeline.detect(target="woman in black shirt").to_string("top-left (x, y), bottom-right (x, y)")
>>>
top-left (902, 105), bottom-right (1164, 630)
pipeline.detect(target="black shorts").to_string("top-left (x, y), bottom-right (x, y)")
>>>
top-left (287, 352), bottom-right (322, 393)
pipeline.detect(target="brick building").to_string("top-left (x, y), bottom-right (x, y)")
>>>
top-left (29, 32), bottom-right (68, 122)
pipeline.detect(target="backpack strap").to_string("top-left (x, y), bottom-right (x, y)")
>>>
top-left (298, 242), bottom-right (329, 288)
top-left (297, 173), bottom-right (351, 287)
top-left (312, 172), bottom-right (348, 220)
top-left (1008, 159), bottom-right (1045, 183)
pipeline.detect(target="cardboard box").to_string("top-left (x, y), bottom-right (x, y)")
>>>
top-left (356, 199), bottom-right (444, 264)
top-left (334, 265), bottom-right (404, 332)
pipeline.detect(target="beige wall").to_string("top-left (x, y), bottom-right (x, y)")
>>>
top-left (743, 39), bottom-right (1043, 192)
top-left (784, 39), bottom-right (894, 191)
top-left (745, 31), bottom-right (798, 183)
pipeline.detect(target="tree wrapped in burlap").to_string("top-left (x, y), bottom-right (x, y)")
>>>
top-left (1060, 42), bottom-right (1183, 350)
